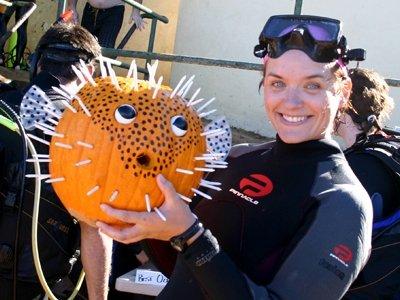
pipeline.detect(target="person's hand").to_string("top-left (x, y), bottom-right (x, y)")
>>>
top-left (129, 9), bottom-right (146, 30)
top-left (96, 174), bottom-right (196, 244)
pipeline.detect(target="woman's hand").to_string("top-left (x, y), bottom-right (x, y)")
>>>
top-left (129, 9), bottom-right (146, 31)
top-left (96, 174), bottom-right (196, 244)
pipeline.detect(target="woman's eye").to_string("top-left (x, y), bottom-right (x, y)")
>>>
top-left (305, 82), bottom-right (321, 90)
top-left (115, 104), bottom-right (137, 124)
top-left (171, 115), bottom-right (188, 137)
top-left (271, 81), bottom-right (285, 88)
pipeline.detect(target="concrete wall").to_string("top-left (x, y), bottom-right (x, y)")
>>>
top-left (25, 0), bottom-right (180, 82)
top-left (171, 0), bottom-right (400, 138)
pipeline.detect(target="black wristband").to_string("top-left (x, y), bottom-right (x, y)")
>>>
top-left (182, 229), bottom-right (219, 267)
top-left (170, 219), bottom-right (203, 252)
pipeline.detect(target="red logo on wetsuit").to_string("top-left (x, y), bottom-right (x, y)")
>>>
top-left (239, 174), bottom-right (273, 198)
top-left (333, 244), bottom-right (353, 263)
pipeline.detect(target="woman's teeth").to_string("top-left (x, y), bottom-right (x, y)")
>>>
top-left (282, 114), bottom-right (307, 123)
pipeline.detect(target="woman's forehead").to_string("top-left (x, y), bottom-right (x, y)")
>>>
top-left (266, 50), bottom-right (332, 79)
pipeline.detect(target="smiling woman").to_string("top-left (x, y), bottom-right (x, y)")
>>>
top-left (263, 50), bottom-right (351, 144)
top-left (97, 14), bottom-right (374, 300)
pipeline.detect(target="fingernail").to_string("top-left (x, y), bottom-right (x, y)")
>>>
top-left (100, 204), bottom-right (107, 210)
top-left (158, 174), bottom-right (166, 183)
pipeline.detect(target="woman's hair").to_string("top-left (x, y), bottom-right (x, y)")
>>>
top-left (347, 68), bottom-right (394, 133)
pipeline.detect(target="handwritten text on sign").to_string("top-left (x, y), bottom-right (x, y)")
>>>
top-left (135, 269), bottom-right (169, 286)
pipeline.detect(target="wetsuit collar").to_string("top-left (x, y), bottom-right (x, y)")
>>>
top-left (272, 135), bottom-right (343, 162)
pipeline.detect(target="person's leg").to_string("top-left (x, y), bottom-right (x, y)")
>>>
top-left (94, 5), bottom-right (124, 48)
top-left (14, 6), bottom-right (29, 68)
top-left (80, 2), bottom-right (97, 36)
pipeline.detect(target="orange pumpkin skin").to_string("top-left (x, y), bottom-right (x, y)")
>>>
top-left (49, 77), bottom-right (206, 226)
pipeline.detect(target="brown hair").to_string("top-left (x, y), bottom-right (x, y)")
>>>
top-left (347, 68), bottom-right (394, 133)
top-left (36, 23), bottom-right (101, 83)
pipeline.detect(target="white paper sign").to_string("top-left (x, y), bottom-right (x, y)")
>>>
top-left (135, 269), bottom-right (169, 286)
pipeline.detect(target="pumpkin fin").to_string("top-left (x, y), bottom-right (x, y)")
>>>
top-left (204, 116), bottom-right (232, 161)
top-left (20, 85), bottom-right (62, 130)
top-left (170, 75), bottom-right (186, 99)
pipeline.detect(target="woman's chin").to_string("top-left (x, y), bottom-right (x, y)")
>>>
top-left (277, 132), bottom-right (313, 144)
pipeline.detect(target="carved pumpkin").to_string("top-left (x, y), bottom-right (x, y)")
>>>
top-left (22, 61), bottom-right (231, 226)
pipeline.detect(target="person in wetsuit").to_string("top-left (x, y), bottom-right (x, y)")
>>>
top-left (336, 68), bottom-right (400, 298)
top-left (337, 68), bottom-right (397, 220)
top-left (0, 23), bottom-right (114, 300)
top-left (96, 15), bottom-right (373, 299)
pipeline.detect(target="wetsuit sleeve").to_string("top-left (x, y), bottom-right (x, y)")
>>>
top-left (180, 182), bottom-right (372, 299)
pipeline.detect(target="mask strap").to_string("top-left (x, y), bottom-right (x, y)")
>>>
top-left (336, 58), bottom-right (348, 77)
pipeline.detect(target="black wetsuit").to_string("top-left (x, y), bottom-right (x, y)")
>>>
top-left (0, 72), bottom-right (80, 299)
top-left (345, 134), bottom-right (399, 221)
top-left (343, 134), bottom-right (400, 299)
top-left (159, 137), bottom-right (373, 300)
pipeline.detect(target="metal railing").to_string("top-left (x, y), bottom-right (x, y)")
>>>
top-left (56, 0), bottom-right (400, 88)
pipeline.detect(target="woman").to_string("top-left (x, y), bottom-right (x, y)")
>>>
top-left (336, 68), bottom-right (400, 299)
top-left (336, 68), bottom-right (397, 220)
top-left (97, 15), bottom-right (373, 299)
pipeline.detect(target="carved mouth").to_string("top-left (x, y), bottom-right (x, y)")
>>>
top-left (136, 153), bottom-right (151, 168)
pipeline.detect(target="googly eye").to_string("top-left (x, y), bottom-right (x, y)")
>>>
top-left (171, 115), bottom-right (188, 137)
top-left (115, 104), bottom-right (137, 124)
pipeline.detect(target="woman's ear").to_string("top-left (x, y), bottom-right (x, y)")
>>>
top-left (87, 64), bottom-right (95, 76)
top-left (339, 77), bottom-right (352, 109)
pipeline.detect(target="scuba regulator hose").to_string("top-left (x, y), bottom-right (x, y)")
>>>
top-left (27, 136), bottom-right (85, 300)
top-left (0, 100), bottom-right (85, 299)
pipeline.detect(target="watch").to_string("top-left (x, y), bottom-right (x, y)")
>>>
top-left (170, 219), bottom-right (203, 252)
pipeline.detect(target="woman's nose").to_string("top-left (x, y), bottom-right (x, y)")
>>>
top-left (284, 88), bottom-right (303, 108)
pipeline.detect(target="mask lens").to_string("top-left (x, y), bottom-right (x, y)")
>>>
top-left (263, 16), bottom-right (340, 42)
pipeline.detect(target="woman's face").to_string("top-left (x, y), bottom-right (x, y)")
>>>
top-left (263, 50), bottom-right (344, 144)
